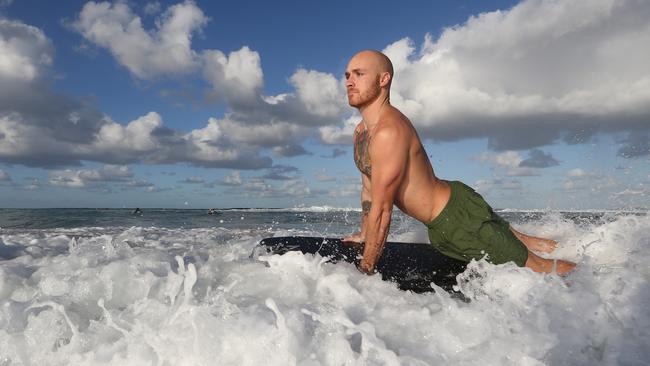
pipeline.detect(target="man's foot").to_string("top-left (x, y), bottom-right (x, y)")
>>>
top-left (525, 251), bottom-right (576, 276)
top-left (510, 227), bottom-right (558, 253)
top-left (523, 237), bottom-right (558, 253)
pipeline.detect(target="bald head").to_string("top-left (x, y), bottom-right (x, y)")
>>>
top-left (350, 50), bottom-right (394, 82)
top-left (345, 50), bottom-right (394, 108)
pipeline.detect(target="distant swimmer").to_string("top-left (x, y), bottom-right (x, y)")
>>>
top-left (341, 50), bottom-right (576, 276)
top-left (132, 208), bottom-right (142, 215)
top-left (207, 208), bottom-right (217, 215)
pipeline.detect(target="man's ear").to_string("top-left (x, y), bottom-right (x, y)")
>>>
top-left (379, 72), bottom-right (391, 87)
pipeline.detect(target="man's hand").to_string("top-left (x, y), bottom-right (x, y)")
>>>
top-left (356, 259), bottom-right (376, 275)
top-left (342, 232), bottom-right (365, 248)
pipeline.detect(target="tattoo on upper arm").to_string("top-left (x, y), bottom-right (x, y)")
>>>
top-left (362, 200), bottom-right (371, 217)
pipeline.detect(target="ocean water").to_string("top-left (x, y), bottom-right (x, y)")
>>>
top-left (0, 208), bottom-right (648, 365)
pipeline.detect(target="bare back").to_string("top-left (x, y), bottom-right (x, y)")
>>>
top-left (354, 106), bottom-right (451, 223)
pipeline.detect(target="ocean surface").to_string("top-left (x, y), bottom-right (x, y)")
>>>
top-left (0, 207), bottom-right (648, 365)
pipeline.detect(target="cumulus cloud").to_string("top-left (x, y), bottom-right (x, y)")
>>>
top-left (143, 2), bottom-right (161, 15)
top-left (72, 1), bottom-right (345, 146)
top-left (567, 168), bottom-right (590, 178)
top-left (220, 171), bottom-right (242, 186)
top-left (0, 16), bottom-right (273, 170)
top-left (48, 165), bottom-right (133, 188)
top-left (272, 144), bottom-right (312, 157)
top-left (218, 173), bottom-right (323, 199)
top-left (262, 165), bottom-right (299, 180)
top-left (379, 0), bottom-right (650, 151)
top-left (72, 1), bottom-right (208, 78)
top-left (6, 0), bottom-right (648, 179)
top-left (473, 151), bottom-right (539, 176)
top-left (474, 178), bottom-right (523, 194)
top-left (519, 149), bottom-right (560, 168)
top-left (0, 19), bottom-right (52, 83)
top-left (125, 179), bottom-right (154, 188)
top-left (319, 115), bottom-right (358, 145)
top-left (562, 168), bottom-right (612, 191)
top-left (289, 69), bottom-right (346, 117)
top-left (321, 148), bottom-right (346, 159)
top-left (315, 169), bottom-right (336, 182)
top-left (203, 47), bottom-right (263, 104)
top-left (327, 183), bottom-right (361, 198)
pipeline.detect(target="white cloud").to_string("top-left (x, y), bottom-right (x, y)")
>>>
top-left (202, 47), bottom-right (264, 104)
top-left (73, 1), bottom-right (208, 78)
top-left (315, 169), bottom-right (336, 182)
top-left (99, 164), bottom-right (133, 179)
top-left (281, 179), bottom-right (311, 197)
top-left (5, 0), bottom-right (649, 176)
top-left (143, 2), bottom-right (162, 15)
top-left (0, 19), bottom-right (52, 83)
top-left (382, 0), bottom-right (650, 150)
top-left (71, 2), bottom-right (344, 149)
top-left (125, 179), bottom-right (154, 188)
top-left (93, 112), bottom-right (162, 154)
top-left (474, 178), bottom-right (523, 194)
top-left (567, 168), bottom-right (589, 178)
top-left (562, 168), bottom-right (613, 192)
top-left (319, 115), bottom-right (358, 145)
top-left (214, 117), bottom-right (306, 147)
top-left (328, 183), bottom-right (361, 198)
top-left (48, 165), bottom-right (133, 188)
top-left (49, 169), bottom-right (87, 188)
top-left (272, 144), bottom-right (311, 157)
top-left (289, 69), bottom-right (345, 117)
top-left (262, 165), bottom-right (299, 180)
top-left (473, 151), bottom-right (539, 176)
top-left (220, 171), bottom-right (242, 186)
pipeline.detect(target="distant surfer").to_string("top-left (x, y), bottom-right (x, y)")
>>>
top-left (132, 208), bottom-right (142, 215)
top-left (341, 50), bottom-right (576, 275)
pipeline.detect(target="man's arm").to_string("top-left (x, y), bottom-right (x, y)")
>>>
top-left (358, 125), bottom-right (407, 274)
top-left (360, 173), bottom-right (371, 239)
top-left (342, 174), bottom-right (371, 246)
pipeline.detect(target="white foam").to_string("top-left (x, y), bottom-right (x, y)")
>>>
top-left (0, 213), bottom-right (647, 364)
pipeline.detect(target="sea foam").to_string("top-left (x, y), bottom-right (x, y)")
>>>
top-left (0, 212), bottom-right (648, 365)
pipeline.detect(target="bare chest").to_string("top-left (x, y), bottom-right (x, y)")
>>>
top-left (354, 129), bottom-right (372, 176)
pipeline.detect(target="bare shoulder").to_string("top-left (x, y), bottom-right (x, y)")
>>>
top-left (374, 107), bottom-right (409, 140)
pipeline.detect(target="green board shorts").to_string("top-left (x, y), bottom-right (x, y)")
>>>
top-left (425, 181), bottom-right (528, 266)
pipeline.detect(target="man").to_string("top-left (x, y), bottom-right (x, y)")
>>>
top-left (342, 50), bottom-right (576, 276)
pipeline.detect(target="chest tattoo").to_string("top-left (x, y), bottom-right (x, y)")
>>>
top-left (354, 128), bottom-right (372, 176)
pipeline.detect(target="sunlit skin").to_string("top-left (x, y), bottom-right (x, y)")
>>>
top-left (342, 50), bottom-right (576, 276)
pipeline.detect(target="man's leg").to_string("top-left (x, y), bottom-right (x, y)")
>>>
top-left (525, 251), bottom-right (576, 275)
top-left (510, 226), bottom-right (558, 253)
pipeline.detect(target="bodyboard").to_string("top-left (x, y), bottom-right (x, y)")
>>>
top-left (258, 236), bottom-right (467, 293)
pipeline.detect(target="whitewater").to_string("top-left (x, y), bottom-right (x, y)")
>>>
top-left (0, 208), bottom-right (648, 365)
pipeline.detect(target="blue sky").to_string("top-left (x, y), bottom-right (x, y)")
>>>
top-left (0, 0), bottom-right (648, 209)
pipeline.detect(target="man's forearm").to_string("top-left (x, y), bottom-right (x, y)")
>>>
top-left (359, 204), bottom-right (392, 273)
top-left (360, 200), bottom-right (371, 239)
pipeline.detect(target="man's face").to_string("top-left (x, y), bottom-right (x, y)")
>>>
top-left (345, 56), bottom-right (381, 108)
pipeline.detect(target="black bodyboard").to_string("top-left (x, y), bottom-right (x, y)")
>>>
top-left (258, 236), bottom-right (467, 293)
